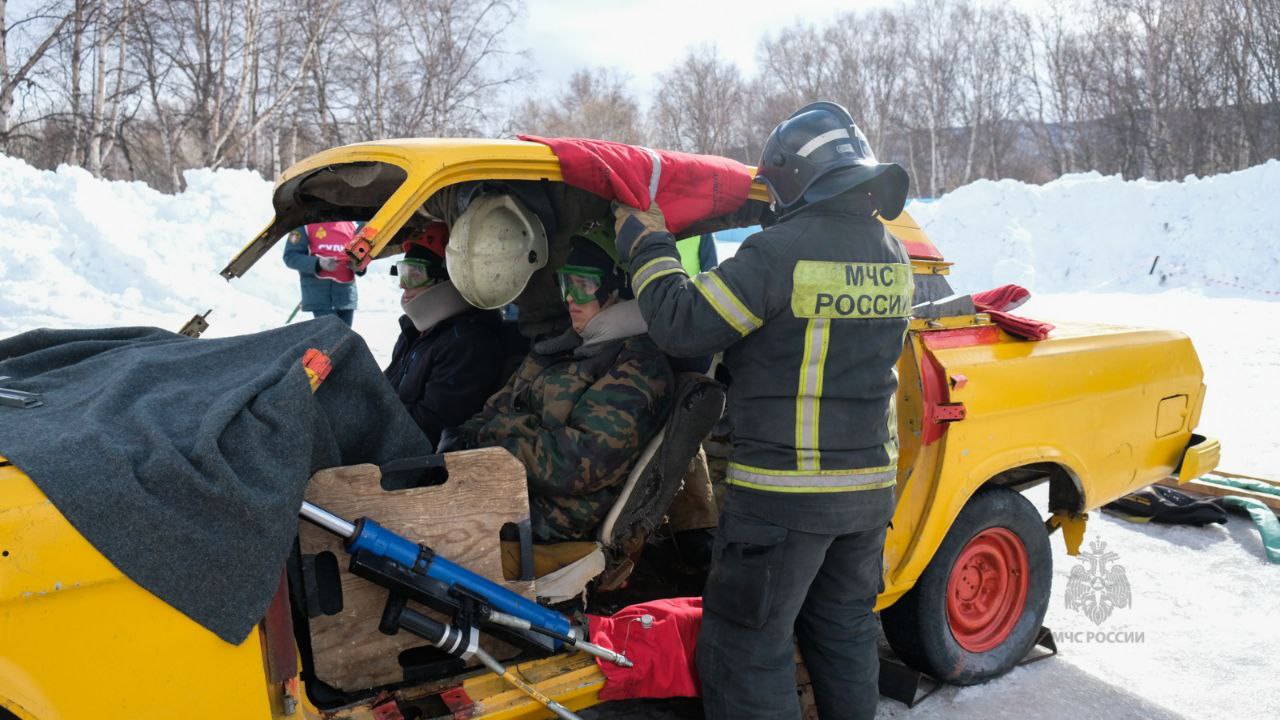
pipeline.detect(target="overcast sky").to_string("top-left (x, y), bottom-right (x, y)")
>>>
top-left (516, 0), bottom-right (866, 102)
top-left (513, 0), bottom-right (1053, 105)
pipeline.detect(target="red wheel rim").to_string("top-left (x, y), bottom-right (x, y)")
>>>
top-left (945, 527), bottom-right (1029, 653)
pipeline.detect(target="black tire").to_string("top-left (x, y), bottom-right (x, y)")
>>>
top-left (881, 486), bottom-right (1051, 685)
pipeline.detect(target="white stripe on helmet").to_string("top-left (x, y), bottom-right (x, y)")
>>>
top-left (796, 128), bottom-right (851, 158)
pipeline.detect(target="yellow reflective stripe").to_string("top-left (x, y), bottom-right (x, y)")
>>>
top-left (692, 272), bottom-right (763, 336)
top-left (791, 261), bottom-right (914, 319)
top-left (729, 462), bottom-right (898, 478)
top-left (636, 268), bottom-right (685, 295)
top-left (632, 257), bottom-right (686, 295)
top-left (725, 477), bottom-right (899, 494)
top-left (726, 462), bottom-right (898, 492)
top-left (795, 318), bottom-right (830, 471)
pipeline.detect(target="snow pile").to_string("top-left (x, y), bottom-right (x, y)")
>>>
top-left (907, 161), bottom-right (1280, 300)
top-left (0, 155), bottom-right (406, 358)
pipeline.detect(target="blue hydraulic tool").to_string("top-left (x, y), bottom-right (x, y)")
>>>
top-left (298, 501), bottom-right (630, 669)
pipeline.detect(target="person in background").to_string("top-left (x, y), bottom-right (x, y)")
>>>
top-left (384, 223), bottom-right (505, 448)
top-left (441, 235), bottom-right (673, 542)
top-left (282, 221), bottom-right (364, 325)
top-left (675, 232), bottom-right (719, 275)
top-left (670, 232), bottom-right (718, 381)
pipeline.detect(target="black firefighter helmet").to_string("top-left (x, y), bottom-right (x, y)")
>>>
top-left (756, 101), bottom-right (909, 220)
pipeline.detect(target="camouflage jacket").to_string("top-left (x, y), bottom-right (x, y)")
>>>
top-left (460, 333), bottom-right (673, 542)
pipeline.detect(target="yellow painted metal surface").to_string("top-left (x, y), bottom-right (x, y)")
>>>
top-left (1177, 435), bottom-right (1222, 483)
top-left (1156, 395), bottom-right (1189, 437)
top-left (461, 653), bottom-right (604, 720)
top-left (1046, 512), bottom-right (1089, 556)
top-left (223, 138), bottom-right (933, 280)
top-left (879, 318), bottom-right (1214, 599)
top-left (0, 461), bottom-right (278, 720)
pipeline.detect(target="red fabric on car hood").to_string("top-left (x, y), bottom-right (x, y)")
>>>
top-left (586, 597), bottom-right (703, 700)
top-left (973, 284), bottom-right (1054, 340)
top-left (519, 136), bottom-right (754, 234)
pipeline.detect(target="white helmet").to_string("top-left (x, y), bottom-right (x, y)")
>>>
top-left (446, 194), bottom-right (549, 309)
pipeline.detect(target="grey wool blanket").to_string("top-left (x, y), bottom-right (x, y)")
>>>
top-left (0, 318), bottom-right (429, 643)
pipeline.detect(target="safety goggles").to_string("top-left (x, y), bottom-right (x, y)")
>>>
top-left (557, 265), bottom-right (604, 305)
top-left (395, 259), bottom-right (440, 290)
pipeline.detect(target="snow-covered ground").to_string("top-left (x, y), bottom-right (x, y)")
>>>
top-left (2, 156), bottom-right (1277, 719)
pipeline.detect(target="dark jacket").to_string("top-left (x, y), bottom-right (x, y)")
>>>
top-left (459, 328), bottom-right (673, 541)
top-left (384, 309), bottom-right (504, 447)
top-left (282, 228), bottom-right (360, 312)
top-left (630, 191), bottom-right (911, 501)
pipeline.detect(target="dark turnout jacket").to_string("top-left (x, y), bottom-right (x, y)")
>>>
top-left (630, 191), bottom-right (912, 506)
top-left (384, 309), bottom-right (504, 447)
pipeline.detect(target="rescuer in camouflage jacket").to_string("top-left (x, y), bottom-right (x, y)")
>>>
top-left (446, 236), bottom-right (673, 542)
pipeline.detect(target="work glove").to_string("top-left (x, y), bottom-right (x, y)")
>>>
top-left (612, 201), bottom-right (669, 264)
top-left (316, 256), bottom-right (341, 272)
top-left (436, 426), bottom-right (478, 454)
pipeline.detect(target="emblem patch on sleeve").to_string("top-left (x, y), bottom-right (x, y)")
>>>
top-left (791, 261), bottom-right (914, 319)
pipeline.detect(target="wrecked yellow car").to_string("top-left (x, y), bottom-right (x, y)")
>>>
top-left (0, 138), bottom-right (1220, 720)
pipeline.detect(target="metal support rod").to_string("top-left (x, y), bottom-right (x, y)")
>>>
top-left (573, 639), bottom-right (634, 669)
top-left (473, 646), bottom-right (583, 720)
top-left (299, 501), bottom-right (357, 539)
top-left (485, 611), bottom-right (633, 668)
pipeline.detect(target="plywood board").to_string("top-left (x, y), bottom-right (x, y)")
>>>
top-left (298, 448), bottom-right (536, 692)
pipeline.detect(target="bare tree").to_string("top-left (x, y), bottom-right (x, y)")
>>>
top-left (651, 44), bottom-right (749, 159)
top-left (901, 0), bottom-right (963, 196)
top-left (512, 67), bottom-right (645, 143)
top-left (393, 0), bottom-right (527, 136)
top-left (4, 0), bottom-right (1278, 193)
top-left (0, 0), bottom-right (73, 152)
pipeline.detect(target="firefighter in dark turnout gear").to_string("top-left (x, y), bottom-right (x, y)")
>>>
top-left (614, 101), bottom-right (912, 720)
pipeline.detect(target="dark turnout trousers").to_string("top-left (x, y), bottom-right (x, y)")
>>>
top-left (698, 492), bottom-right (889, 720)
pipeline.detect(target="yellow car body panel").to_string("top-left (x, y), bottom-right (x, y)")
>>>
top-left (877, 320), bottom-right (1210, 600)
top-left (220, 138), bottom-right (937, 280)
top-left (0, 460), bottom-right (279, 720)
top-left (0, 138), bottom-right (1217, 719)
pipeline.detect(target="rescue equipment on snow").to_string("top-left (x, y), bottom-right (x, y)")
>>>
top-left (1103, 485), bottom-right (1227, 526)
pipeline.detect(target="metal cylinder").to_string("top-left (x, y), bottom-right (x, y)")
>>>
top-left (299, 501), bottom-right (356, 539)
top-left (575, 640), bottom-right (634, 669)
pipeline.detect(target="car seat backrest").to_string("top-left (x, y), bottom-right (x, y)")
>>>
top-left (598, 372), bottom-right (726, 552)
